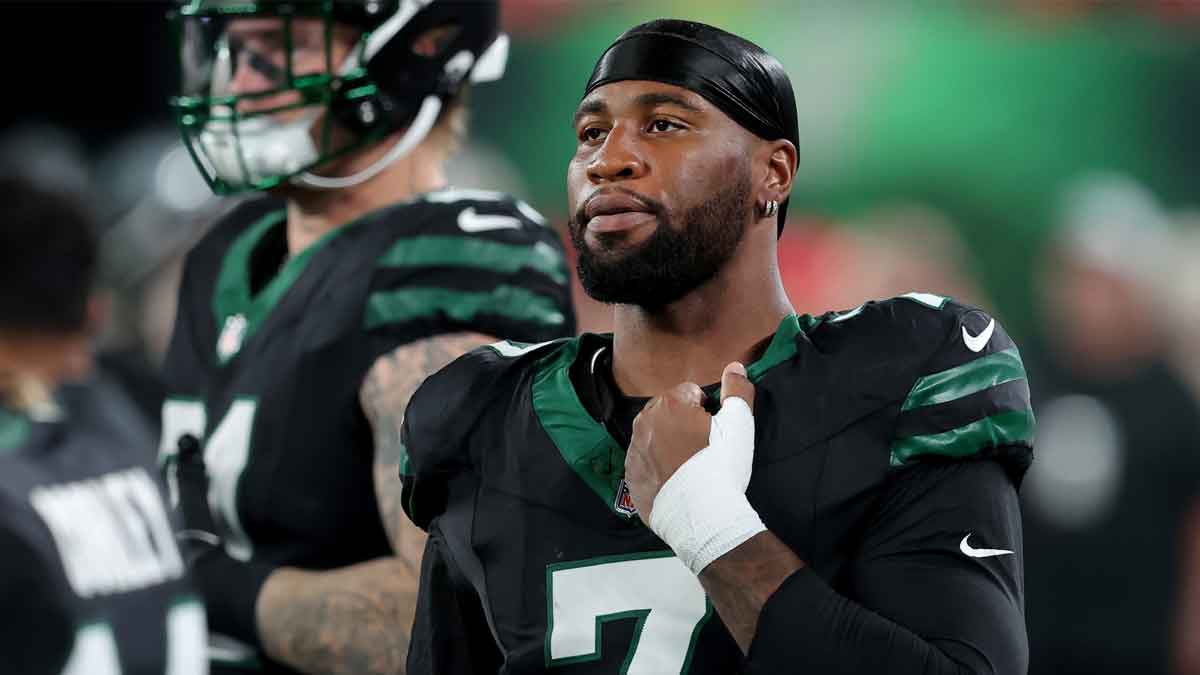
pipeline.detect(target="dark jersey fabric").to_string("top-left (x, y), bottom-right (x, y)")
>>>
top-left (160, 190), bottom-right (576, 673)
top-left (402, 294), bottom-right (1033, 674)
top-left (0, 383), bottom-right (203, 675)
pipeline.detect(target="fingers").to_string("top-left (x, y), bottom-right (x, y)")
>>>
top-left (719, 362), bottom-right (755, 411)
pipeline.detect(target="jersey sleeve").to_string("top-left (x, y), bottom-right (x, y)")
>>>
top-left (363, 194), bottom-right (576, 358)
top-left (745, 459), bottom-right (1027, 674)
top-left (889, 302), bottom-right (1034, 484)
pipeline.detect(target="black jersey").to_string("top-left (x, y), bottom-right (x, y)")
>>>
top-left (401, 293), bottom-right (1033, 674)
top-left (159, 189), bottom-right (575, 668)
top-left (0, 383), bottom-right (204, 675)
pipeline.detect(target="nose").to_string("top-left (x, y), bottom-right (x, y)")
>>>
top-left (587, 125), bottom-right (647, 184)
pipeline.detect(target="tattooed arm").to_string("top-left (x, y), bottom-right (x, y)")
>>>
top-left (254, 333), bottom-right (493, 674)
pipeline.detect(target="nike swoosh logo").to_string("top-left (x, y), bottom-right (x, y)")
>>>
top-left (961, 318), bottom-right (995, 353)
top-left (959, 533), bottom-right (1014, 558)
top-left (458, 207), bottom-right (523, 232)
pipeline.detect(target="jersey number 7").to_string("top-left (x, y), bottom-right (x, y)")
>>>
top-left (546, 551), bottom-right (712, 674)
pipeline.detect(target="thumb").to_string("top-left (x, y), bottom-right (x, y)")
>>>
top-left (720, 361), bottom-right (755, 411)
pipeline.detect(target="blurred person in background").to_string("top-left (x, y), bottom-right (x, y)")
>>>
top-left (1152, 213), bottom-right (1200, 405)
top-left (1021, 172), bottom-right (1200, 675)
top-left (1176, 496), bottom-right (1200, 675)
top-left (93, 130), bottom-right (237, 431)
top-left (160, 1), bottom-right (574, 673)
top-left (1157, 216), bottom-right (1200, 675)
top-left (842, 203), bottom-right (992, 310)
top-left (0, 176), bottom-right (207, 674)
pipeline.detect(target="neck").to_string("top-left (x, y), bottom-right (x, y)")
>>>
top-left (610, 224), bottom-right (793, 397)
top-left (281, 138), bottom-right (448, 256)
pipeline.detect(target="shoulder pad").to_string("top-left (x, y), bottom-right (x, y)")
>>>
top-left (884, 294), bottom-right (1033, 484)
top-left (399, 338), bottom-right (566, 527)
top-left (811, 293), bottom-right (1034, 483)
top-left (412, 188), bottom-right (550, 239)
top-left (364, 191), bottom-right (575, 344)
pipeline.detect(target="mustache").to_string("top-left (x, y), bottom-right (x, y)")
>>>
top-left (572, 187), bottom-right (668, 229)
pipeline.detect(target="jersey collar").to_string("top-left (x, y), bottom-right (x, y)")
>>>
top-left (531, 313), bottom-right (815, 519)
top-left (211, 209), bottom-right (356, 365)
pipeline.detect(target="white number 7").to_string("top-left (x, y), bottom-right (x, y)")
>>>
top-left (546, 551), bottom-right (711, 674)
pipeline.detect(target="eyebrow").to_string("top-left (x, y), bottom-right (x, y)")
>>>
top-left (633, 92), bottom-right (703, 113)
top-left (572, 99), bottom-right (607, 128)
top-left (572, 90), bottom-right (705, 128)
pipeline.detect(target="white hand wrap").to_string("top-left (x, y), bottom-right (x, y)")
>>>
top-left (647, 397), bottom-right (766, 574)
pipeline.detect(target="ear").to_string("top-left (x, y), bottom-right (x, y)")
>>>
top-left (760, 138), bottom-right (797, 205)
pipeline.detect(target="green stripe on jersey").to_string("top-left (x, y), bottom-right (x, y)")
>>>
top-left (397, 443), bottom-right (413, 478)
top-left (0, 407), bottom-right (30, 454)
top-left (364, 285), bottom-right (567, 329)
top-left (531, 338), bottom-right (628, 516)
top-left (377, 236), bottom-right (567, 285)
top-left (901, 347), bottom-right (1026, 411)
top-left (889, 408), bottom-right (1035, 467)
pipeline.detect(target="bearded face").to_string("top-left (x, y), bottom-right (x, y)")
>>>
top-left (569, 165), bottom-right (751, 310)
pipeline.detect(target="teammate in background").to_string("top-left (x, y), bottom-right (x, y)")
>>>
top-left (161, 1), bottom-right (575, 673)
top-left (0, 177), bottom-right (207, 674)
top-left (400, 20), bottom-right (1032, 673)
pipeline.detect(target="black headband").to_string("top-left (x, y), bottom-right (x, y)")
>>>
top-left (583, 27), bottom-right (798, 232)
top-left (585, 31), bottom-right (788, 144)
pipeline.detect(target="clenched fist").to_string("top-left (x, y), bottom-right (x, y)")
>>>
top-left (624, 362), bottom-right (757, 524)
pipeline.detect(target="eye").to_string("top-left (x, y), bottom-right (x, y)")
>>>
top-left (580, 126), bottom-right (608, 143)
top-left (648, 119), bottom-right (680, 133)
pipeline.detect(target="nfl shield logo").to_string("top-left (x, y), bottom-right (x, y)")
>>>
top-left (217, 314), bottom-right (248, 362)
top-left (613, 479), bottom-right (638, 517)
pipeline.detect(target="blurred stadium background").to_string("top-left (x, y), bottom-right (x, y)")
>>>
top-left (3, 1), bottom-right (1200, 673)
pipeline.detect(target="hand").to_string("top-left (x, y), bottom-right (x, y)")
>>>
top-left (172, 433), bottom-right (274, 645)
top-left (174, 433), bottom-right (222, 557)
top-left (625, 362), bottom-right (757, 522)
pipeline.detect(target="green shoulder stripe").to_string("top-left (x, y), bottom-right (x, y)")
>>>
top-left (397, 443), bottom-right (413, 478)
top-left (364, 285), bottom-right (567, 330)
top-left (889, 408), bottom-right (1035, 467)
top-left (901, 347), bottom-right (1027, 411)
top-left (377, 235), bottom-right (567, 285)
top-left (0, 408), bottom-right (30, 454)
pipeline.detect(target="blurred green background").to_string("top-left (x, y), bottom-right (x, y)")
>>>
top-left (468, 1), bottom-right (1200, 339)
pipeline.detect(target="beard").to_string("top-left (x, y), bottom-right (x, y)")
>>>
top-left (570, 168), bottom-right (751, 310)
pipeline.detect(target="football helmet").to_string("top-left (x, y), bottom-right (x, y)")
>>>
top-left (170, 0), bottom-right (508, 194)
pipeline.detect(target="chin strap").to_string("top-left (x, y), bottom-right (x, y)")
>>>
top-left (290, 94), bottom-right (443, 190)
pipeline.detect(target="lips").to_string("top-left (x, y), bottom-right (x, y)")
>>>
top-left (582, 191), bottom-right (657, 234)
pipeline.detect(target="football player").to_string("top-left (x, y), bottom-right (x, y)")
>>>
top-left (400, 19), bottom-right (1032, 674)
top-left (160, 1), bottom-right (575, 673)
top-left (0, 177), bottom-right (207, 674)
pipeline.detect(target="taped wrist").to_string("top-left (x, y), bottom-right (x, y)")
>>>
top-left (191, 549), bottom-right (276, 648)
top-left (648, 397), bottom-right (766, 574)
